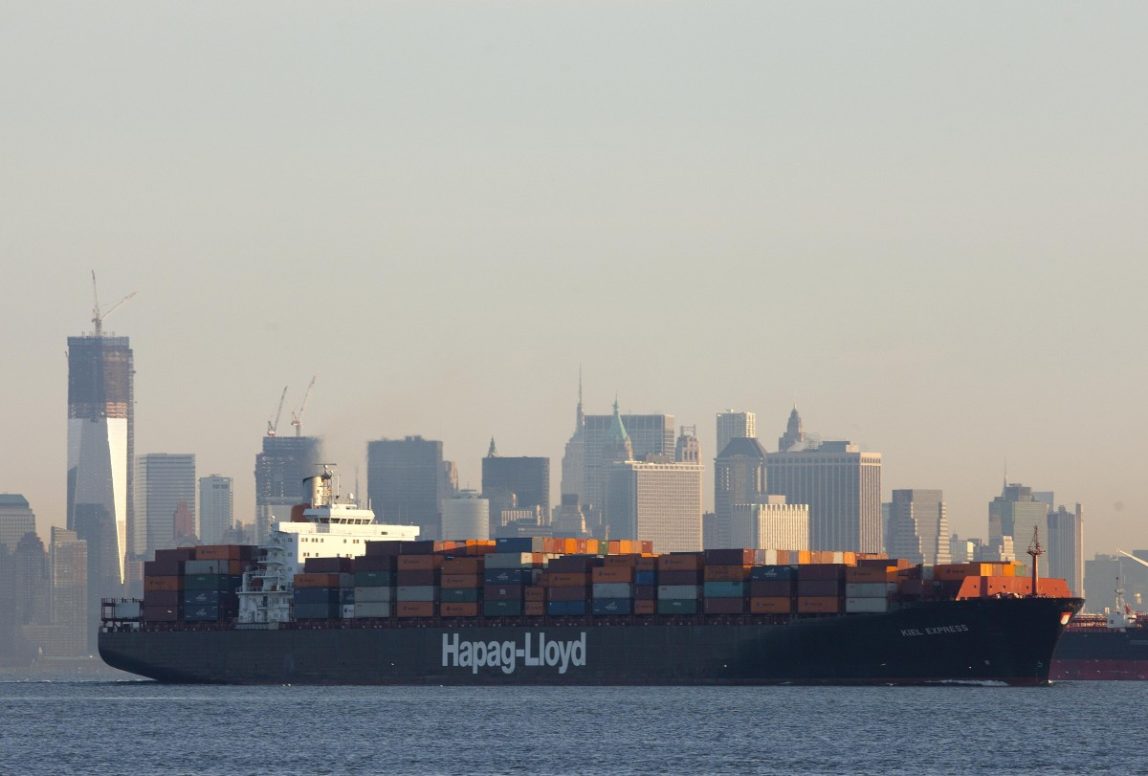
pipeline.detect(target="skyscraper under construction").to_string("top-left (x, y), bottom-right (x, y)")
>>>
top-left (66, 331), bottom-right (133, 600)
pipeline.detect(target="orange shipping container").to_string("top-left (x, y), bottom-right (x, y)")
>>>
top-left (441, 602), bottom-right (478, 617)
top-left (797, 596), bottom-right (842, 614)
top-left (144, 575), bottom-right (181, 592)
top-left (441, 574), bottom-right (481, 589)
top-left (397, 555), bottom-right (442, 571)
top-left (845, 566), bottom-right (892, 583)
top-left (657, 554), bottom-right (703, 571)
top-left (591, 566), bottom-right (633, 583)
top-left (704, 565), bottom-right (749, 582)
top-left (547, 572), bottom-right (589, 587)
top-left (524, 601), bottom-right (545, 616)
top-left (397, 601), bottom-right (435, 618)
top-left (294, 573), bottom-right (344, 588)
top-left (634, 599), bottom-right (656, 615)
top-left (603, 554), bottom-right (641, 569)
top-left (442, 557), bottom-right (482, 574)
top-left (750, 597), bottom-right (792, 614)
top-left (195, 545), bottom-right (241, 561)
top-left (524, 586), bottom-right (545, 602)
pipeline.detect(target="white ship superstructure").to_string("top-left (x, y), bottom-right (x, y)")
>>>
top-left (238, 467), bottom-right (419, 624)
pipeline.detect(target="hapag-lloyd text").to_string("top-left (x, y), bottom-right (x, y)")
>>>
top-left (442, 632), bottom-right (587, 674)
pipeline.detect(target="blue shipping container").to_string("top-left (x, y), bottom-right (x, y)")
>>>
top-left (591, 598), bottom-right (632, 616)
top-left (483, 600), bottom-right (523, 617)
top-left (635, 570), bottom-right (656, 586)
top-left (749, 565), bottom-right (797, 581)
top-left (547, 600), bottom-right (587, 616)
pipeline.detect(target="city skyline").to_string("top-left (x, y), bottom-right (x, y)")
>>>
top-left (1, 4), bottom-right (1145, 559)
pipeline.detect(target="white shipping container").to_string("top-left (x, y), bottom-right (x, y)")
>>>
top-left (657, 584), bottom-right (700, 600)
top-left (354, 602), bottom-right (391, 618)
top-left (113, 600), bottom-right (142, 619)
top-left (845, 597), bottom-right (889, 613)
top-left (341, 604), bottom-right (355, 619)
top-left (354, 586), bottom-right (393, 603)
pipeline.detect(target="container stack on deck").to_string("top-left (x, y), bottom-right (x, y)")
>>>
top-left (132, 537), bottom-right (1070, 628)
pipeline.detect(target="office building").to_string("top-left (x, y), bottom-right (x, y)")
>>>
top-left (255, 435), bottom-right (322, 543)
top-left (1047, 503), bottom-right (1084, 597)
top-left (0, 494), bottom-right (35, 554)
top-left (442, 490), bottom-right (490, 541)
top-left (606, 459), bottom-right (703, 553)
top-left (887, 490), bottom-right (951, 566)
top-left (675, 426), bottom-right (700, 464)
top-left (136, 453), bottom-right (196, 554)
top-left (988, 484), bottom-right (1050, 576)
top-left (730, 498), bottom-right (810, 551)
top-left (481, 442), bottom-right (550, 518)
top-left (713, 437), bottom-right (768, 549)
top-left (765, 410), bottom-right (882, 552)
top-left (67, 331), bottom-right (133, 594)
top-left (560, 375), bottom-right (587, 506)
top-left (368, 436), bottom-right (446, 539)
top-left (199, 475), bottom-right (234, 545)
top-left (716, 410), bottom-right (756, 459)
top-left (49, 528), bottom-right (88, 657)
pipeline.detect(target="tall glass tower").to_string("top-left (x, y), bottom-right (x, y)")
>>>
top-left (66, 334), bottom-right (133, 593)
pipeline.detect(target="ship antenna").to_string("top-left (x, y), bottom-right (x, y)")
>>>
top-left (1026, 526), bottom-right (1044, 597)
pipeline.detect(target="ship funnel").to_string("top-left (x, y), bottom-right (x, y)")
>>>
top-left (303, 467), bottom-right (335, 509)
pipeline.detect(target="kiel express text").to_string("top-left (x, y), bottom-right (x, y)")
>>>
top-left (442, 632), bottom-right (587, 675)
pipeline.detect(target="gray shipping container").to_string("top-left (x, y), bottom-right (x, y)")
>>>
top-left (354, 586), bottom-right (393, 603)
top-left (657, 584), bottom-right (700, 600)
top-left (845, 597), bottom-right (889, 613)
top-left (396, 585), bottom-right (439, 602)
top-left (482, 552), bottom-right (540, 570)
top-left (592, 583), bottom-right (633, 599)
top-left (184, 559), bottom-right (226, 575)
top-left (845, 582), bottom-right (896, 598)
top-left (353, 602), bottom-right (392, 618)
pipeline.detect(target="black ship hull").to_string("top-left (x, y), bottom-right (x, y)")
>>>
top-left (100, 597), bottom-right (1081, 686)
top-left (1051, 625), bottom-right (1148, 680)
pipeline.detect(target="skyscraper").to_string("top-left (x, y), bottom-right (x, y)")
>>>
top-left (0, 494), bottom-right (35, 554)
top-left (49, 527), bottom-right (88, 657)
top-left (988, 484), bottom-right (1049, 574)
top-left (1047, 503), bottom-right (1084, 597)
top-left (716, 410), bottom-right (756, 458)
top-left (675, 426), bottom-right (700, 464)
top-left (67, 332), bottom-right (133, 593)
top-left (136, 453), bottom-right (196, 554)
top-left (765, 409), bottom-right (882, 552)
top-left (367, 436), bottom-right (444, 539)
top-left (442, 490), bottom-right (490, 541)
top-left (730, 499), bottom-right (810, 551)
top-left (254, 435), bottom-right (322, 543)
top-left (560, 373), bottom-right (586, 506)
top-left (887, 489), bottom-right (951, 566)
top-left (606, 459), bottom-right (703, 553)
top-left (713, 437), bottom-right (768, 549)
top-left (481, 442), bottom-right (550, 532)
top-left (199, 475), bottom-right (234, 545)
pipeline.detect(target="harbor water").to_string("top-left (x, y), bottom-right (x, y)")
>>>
top-left (1, 680), bottom-right (1144, 775)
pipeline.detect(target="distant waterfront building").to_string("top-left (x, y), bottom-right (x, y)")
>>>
top-left (12, 532), bottom-right (50, 631)
top-left (442, 491), bottom-right (490, 541)
top-left (255, 435), bottom-right (323, 544)
top-left (606, 459), bottom-right (703, 553)
top-left (199, 475), bottom-right (234, 545)
top-left (701, 512), bottom-right (719, 550)
top-left (136, 453), bottom-right (196, 554)
top-left (0, 494), bottom-right (35, 554)
top-left (887, 490), bottom-right (951, 566)
top-left (1085, 552), bottom-right (1148, 613)
top-left (730, 498), bottom-right (810, 551)
top-left (716, 410), bottom-right (756, 460)
top-left (988, 484), bottom-right (1049, 576)
top-left (49, 528), bottom-right (88, 657)
top-left (367, 436), bottom-right (446, 540)
top-left (765, 410), bottom-right (882, 552)
top-left (67, 331), bottom-right (133, 594)
top-left (949, 535), bottom-right (984, 565)
top-left (1047, 503), bottom-right (1084, 597)
top-left (713, 437), bottom-right (768, 549)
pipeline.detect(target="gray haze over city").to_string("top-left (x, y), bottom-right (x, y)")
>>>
top-left (1, 2), bottom-right (1146, 557)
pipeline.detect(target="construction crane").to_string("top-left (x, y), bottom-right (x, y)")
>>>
top-left (266, 385), bottom-right (288, 437)
top-left (291, 376), bottom-right (316, 437)
top-left (90, 270), bottom-right (137, 336)
top-left (1118, 550), bottom-right (1148, 570)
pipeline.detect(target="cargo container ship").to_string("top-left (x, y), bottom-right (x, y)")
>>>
top-left (1051, 586), bottom-right (1148, 680)
top-left (100, 473), bottom-right (1082, 686)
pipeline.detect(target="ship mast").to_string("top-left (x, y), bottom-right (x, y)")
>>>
top-left (1026, 526), bottom-right (1044, 597)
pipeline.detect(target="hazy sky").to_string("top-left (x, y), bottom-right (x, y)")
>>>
top-left (2, 2), bottom-right (1146, 556)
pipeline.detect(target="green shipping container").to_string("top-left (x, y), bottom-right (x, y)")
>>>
top-left (441, 587), bottom-right (481, 603)
top-left (657, 599), bottom-right (699, 615)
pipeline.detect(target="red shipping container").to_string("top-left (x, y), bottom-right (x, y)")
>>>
top-left (294, 573), bottom-right (344, 588)
top-left (796, 564), bottom-right (846, 581)
top-left (441, 574), bottom-right (481, 589)
top-left (704, 598), bottom-right (746, 615)
top-left (442, 557), bottom-right (482, 574)
top-left (750, 597), bottom-right (792, 614)
top-left (797, 596), bottom-right (842, 614)
top-left (547, 586), bottom-right (587, 602)
top-left (395, 569), bottom-right (437, 586)
top-left (657, 553), bottom-right (703, 571)
top-left (396, 601), bottom-right (435, 618)
top-left (144, 576), bottom-right (181, 592)
top-left (524, 586), bottom-right (545, 602)
top-left (441, 602), bottom-right (478, 617)
top-left (547, 572), bottom-right (589, 587)
top-left (634, 599), bottom-right (656, 615)
top-left (704, 565), bottom-right (749, 582)
top-left (524, 601), bottom-right (545, 616)
top-left (397, 555), bottom-right (442, 571)
top-left (591, 566), bottom-right (633, 583)
top-left (195, 545), bottom-right (241, 561)
top-left (355, 555), bottom-right (396, 572)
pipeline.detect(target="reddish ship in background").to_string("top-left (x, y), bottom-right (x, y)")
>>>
top-left (1052, 561), bottom-right (1148, 681)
